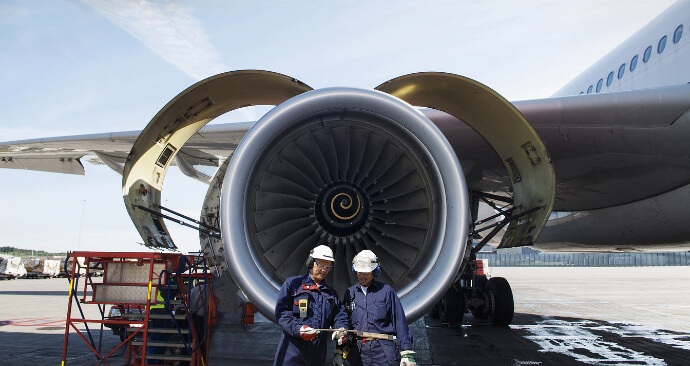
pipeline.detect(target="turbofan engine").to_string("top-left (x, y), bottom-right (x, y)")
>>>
top-left (221, 87), bottom-right (469, 321)
top-left (122, 70), bottom-right (554, 324)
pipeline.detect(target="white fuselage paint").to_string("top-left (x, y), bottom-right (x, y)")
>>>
top-left (555, 0), bottom-right (690, 97)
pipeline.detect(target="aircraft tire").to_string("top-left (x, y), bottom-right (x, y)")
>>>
top-left (439, 287), bottom-right (464, 323)
top-left (487, 277), bottom-right (514, 326)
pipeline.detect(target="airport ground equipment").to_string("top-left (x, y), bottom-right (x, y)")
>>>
top-left (0, 254), bottom-right (26, 279)
top-left (61, 251), bottom-right (216, 366)
top-left (60, 256), bottom-right (85, 278)
top-left (23, 258), bottom-right (60, 278)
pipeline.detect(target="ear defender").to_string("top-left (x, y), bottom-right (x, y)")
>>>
top-left (351, 264), bottom-right (381, 277)
top-left (305, 248), bottom-right (315, 269)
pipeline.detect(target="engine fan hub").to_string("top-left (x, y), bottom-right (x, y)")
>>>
top-left (316, 181), bottom-right (369, 236)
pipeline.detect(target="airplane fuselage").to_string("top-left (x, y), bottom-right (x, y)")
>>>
top-left (555, 0), bottom-right (690, 96)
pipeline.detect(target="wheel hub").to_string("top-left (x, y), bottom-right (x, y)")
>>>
top-left (316, 182), bottom-right (369, 236)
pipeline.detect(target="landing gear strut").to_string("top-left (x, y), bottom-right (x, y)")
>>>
top-left (429, 192), bottom-right (528, 326)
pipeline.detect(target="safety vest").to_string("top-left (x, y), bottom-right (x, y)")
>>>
top-left (150, 288), bottom-right (166, 309)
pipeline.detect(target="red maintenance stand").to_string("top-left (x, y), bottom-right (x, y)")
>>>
top-left (62, 251), bottom-right (215, 365)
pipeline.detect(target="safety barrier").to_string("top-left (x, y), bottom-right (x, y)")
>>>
top-left (476, 252), bottom-right (690, 267)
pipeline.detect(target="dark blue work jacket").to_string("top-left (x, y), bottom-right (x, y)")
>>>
top-left (344, 280), bottom-right (413, 366)
top-left (273, 273), bottom-right (350, 366)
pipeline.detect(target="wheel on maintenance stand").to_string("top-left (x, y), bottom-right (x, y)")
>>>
top-left (439, 287), bottom-right (464, 323)
top-left (486, 277), bottom-right (514, 326)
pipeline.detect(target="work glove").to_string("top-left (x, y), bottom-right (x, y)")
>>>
top-left (331, 327), bottom-right (348, 345)
top-left (299, 325), bottom-right (320, 341)
top-left (400, 350), bottom-right (416, 366)
top-left (333, 348), bottom-right (345, 366)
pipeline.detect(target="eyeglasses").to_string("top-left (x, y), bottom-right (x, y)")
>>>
top-left (314, 261), bottom-right (333, 271)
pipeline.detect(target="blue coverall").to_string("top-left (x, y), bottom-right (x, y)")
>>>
top-left (344, 280), bottom-right (413, 366)
top-left (274, 273), bottom-right (350, 366)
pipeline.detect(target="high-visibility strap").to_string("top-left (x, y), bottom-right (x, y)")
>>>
top-left (150, 281), bottom-right (166, 309)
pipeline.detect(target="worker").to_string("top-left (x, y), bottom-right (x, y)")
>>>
top-left (184, 283), bottom-right (218, 363)
top-left (147, 259), bottom-right (177, 365)
top-left (340, 250), bottom-right (416, 366)
top-left (273, 245), bottom-right (350, 366)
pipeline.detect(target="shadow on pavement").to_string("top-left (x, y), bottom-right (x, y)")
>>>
top-left (209, 312), bottom-right (690, 366)
top-left (4, 312), bottom-right (688, 365)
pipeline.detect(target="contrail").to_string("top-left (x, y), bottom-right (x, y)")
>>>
top-left (79, 0), bottom-right (228, 81)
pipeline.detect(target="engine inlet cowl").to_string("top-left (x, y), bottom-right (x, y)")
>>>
top-left (221, 87), bottom-right (469, 322)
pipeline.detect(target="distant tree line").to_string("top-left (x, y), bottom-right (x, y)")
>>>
top-left (0, 246), bottom-right (66, 257)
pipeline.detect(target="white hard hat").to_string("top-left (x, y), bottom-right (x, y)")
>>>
top-left (352, 250), bottom-right (379, 272)
top-left (310, 245), bottom-right (335, 262)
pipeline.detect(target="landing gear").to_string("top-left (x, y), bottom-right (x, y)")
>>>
top-left (438, 287), bottom-right (464, 323)
top-left (430, 260), bottom-right (514, 326)
top-left (470, 274), bottom-right (489, 320)
top-left (485, 277), bottom-right (514, 326)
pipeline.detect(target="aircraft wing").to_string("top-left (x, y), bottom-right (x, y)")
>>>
top-left (0, 122), bottom-right (254, 178)
top-left (2, 86), bottom-right (689, 212)
top-left (516, 84), bottom-right (690, 211)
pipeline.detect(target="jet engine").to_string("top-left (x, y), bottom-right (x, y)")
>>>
top-left (122, 70), bottom-right (554, 324)
top-left (220, 87), bottom-right (469, 321)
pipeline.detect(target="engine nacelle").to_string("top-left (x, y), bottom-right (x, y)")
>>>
top-left (122, 70), bottom-right (554, 324)
top-left (220, 87), bottom-right (470, 322)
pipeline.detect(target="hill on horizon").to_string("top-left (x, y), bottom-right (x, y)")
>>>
top-left (0, 246), bottom-right (67, 257)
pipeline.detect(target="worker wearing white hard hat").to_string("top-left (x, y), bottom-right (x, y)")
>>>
top-left (336, 250), bottom-right (415, 366)
top-left (273, 245), bottom-right (350, 366)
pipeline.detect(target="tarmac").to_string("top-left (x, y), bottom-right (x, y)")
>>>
top-left (1, 266), bottom-right (689, 365)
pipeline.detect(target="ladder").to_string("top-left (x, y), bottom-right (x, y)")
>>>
top-left (62, 251), bottom-right (215, 366)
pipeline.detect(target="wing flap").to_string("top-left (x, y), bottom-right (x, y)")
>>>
top-left (0, 155), bottom-right (85, 175)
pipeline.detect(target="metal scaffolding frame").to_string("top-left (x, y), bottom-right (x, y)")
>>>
top-left (61, 251), bottom-right (214, 366)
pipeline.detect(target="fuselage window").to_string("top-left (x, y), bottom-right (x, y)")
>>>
top-left (596, 78), bottom-right (603, 92)
top-left (643, 45), bottom-right (652, 62)
top-left (673, 25), bottom-right (683, 43)
top-left (618, 64), bottom-right (626, 79)
top-left (606, 71), bottom-right (614, 86)
top-left (658, 35), bottom-right (667, 53)
top-left (587, 85), bottom-right (593, 94)
top-left (630, 55), bottom-right (638, 71)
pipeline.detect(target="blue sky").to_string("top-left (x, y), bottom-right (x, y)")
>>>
top-left (0, 0), bottom-right (677, 253)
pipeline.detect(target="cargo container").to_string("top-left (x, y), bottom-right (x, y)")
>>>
top-left (23, 258), bottom-right (60, 278)
top-left (0, 255), bottom-right (26, 279)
